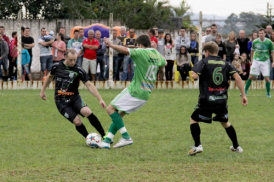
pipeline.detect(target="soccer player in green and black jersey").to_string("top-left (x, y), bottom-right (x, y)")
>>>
top-left (40, 49), bottom-right (107, 140)
top-left (188, 42), bottom-right (248, 156)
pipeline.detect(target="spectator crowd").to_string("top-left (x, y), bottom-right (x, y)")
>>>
top-left (0, 24), bottom-right (274, 81)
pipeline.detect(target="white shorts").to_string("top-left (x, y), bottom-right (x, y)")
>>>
top-left (111, 88), bottom-right (147, 114)
top-left (250, 60), bottom-right (270, 77)
top-left (82, 58), bottom-right (97, 74)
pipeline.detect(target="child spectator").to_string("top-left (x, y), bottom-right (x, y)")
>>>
top-left (240, 53), bottom-right (250, 80)
top-left (215, 33), bottom-right (226, 60)
top-left (232, 53), bottom-right (243, 77)
top-left (18, 43), bottom-right (32, 81)
top-left (188, 33), bottom-right (199, 65)
top-left (43, 31), bottom-right (54, 48)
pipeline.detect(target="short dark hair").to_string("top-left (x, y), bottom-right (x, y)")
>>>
top-left (259, 28), bottom-right (265, 33)
top-left (21, 26), bottom-right (25, 32)
top-left (74, 29), bottom-right (79, 34)
top-left (60, 27), bottom-right (65, 30)
top-left (211, 24), bottom-right (217, 28)
top-left (136, 34), bottom-right (151, 48)
top-left (0, 26), bottom-right (4, 29)
top-left (41, 28), bottom-right (45, 31)
top-left (12, 31), bottom-right (17, 38)
top-left (24, 27), bottom-right (30, 31)
top-left (149, 28), bottom-right (155, 36)
top-left (180, 27), bottom-right (186, 30)
top-left (203, 41), bottom-right (219, 54)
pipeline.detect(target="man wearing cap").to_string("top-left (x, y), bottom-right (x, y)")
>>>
top-left (157, 29), bottom-right (165, 80)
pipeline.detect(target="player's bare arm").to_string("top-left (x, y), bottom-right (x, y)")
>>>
top-left (104, 37), bottom-right (129, 55)
top-left (191, 71), bottom-right (199, 79)
top-left (250, 49), bottom-right (254, 64)
top-left (40, 72), bottom-right (54, 100)
top-left (233, 73), bottom-right (248, 106)
top-left (85, 81), bottom-right (106, 108)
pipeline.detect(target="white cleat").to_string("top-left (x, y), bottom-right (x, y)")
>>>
top-left (113, 138), bottom-right (133, 148)
top-left (230, 146), bottom-right (243, 153)
top-left (188, 145), bottom-right (203, 156)
top-left (97, 141), bottom-right (110, 149)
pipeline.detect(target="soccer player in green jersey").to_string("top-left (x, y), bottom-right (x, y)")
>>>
top-left (97, 35), bottom-right (166, 149)
top-left (245, 28), bottom-right (274, 97)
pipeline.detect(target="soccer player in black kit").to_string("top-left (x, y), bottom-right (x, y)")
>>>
top-left (40, 49), bottom-right (106, 140)
top-left (188, 42), bottom-right (248, 156)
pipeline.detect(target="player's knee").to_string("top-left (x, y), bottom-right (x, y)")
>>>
top-left (265, 77), bottom-right (270, 82)
top-left (80, 107), bottom-right (92, 117)
top-left (106, 105), bottom-right (116, 115)
top-left (221, 121), bottom-right (230, 128)
top-left (73, 116), bottom-right (82, 126)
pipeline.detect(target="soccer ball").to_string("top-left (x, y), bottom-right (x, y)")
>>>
top-left (86, 133), bottom-right (101, 148)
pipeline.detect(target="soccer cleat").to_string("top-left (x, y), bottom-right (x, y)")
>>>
top-left (113, 138), bottom-right (133, 148)
top-left (230, 146), bottom-right (243, 153)
top-left (97, 141), bottom-right (110, 149)
top-left (188, 145), bottom-right (203, 156)
top-left (267, 93), bottom-right (271, 98)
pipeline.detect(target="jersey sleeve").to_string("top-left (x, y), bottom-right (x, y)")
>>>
top-left (192, 60), bottom-right (205, 75)
top-left (227, 62), bottom-right (238, 76)
top-left (78, 67), bottom-right (89, 83)
top-left (50, 62), bottom-right (59, 76)
top-left (158, 52), bottom-right (166, 67)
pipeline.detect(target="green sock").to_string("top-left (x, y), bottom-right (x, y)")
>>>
top-left (110, 112), bottom-right (130, 139)
top-left (266, 82), bottom-right (270, 94)
top-left (103, 123), bottom-right (118, 143)
top-left (245, 79), bottom-right (252, 92)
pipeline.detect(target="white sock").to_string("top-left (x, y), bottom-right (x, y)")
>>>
top-left (119, 126), bottom-right (127, 134)
top-left (106, 132), bottom-right (114, 140)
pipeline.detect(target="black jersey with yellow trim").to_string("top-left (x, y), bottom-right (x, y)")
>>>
top-left (50, 61), bottom-right (89, 103)
top-left (192, 55), bottom-right (238, 108)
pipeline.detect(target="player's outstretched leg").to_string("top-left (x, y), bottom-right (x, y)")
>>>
top-left (98, 123), bottom-right (118, 149)
top-left (221, 122), bottom-right (243, 153)
top-left (73, 116), bottom-right (89, 138)
top-left (265, 77), bottom-right (271, 97)
top-left (81, 107), bottom-right (106, 138)
top-left (244, 76), bottom-right (253, 95)
top-left (188, 119), bottom-right (203, 156)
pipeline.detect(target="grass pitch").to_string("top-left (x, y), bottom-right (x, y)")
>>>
top-left (0, 89), bottom-right (273, 181)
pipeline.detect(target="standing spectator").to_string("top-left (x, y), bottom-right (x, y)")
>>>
top-left (19, 43), bottom-right (32, 81)
top-left (175, 27), bottom-right (190, 55)
top-left (68, 29), bottom-right (83, 66)
top-left (247, 32), bottom-right (258, 56)
top-left (95, 30), bottom-right (106, 81)
top-left (121, 29), bottom-right (136, 81)
top-left (205, 24), bottom-right (218, 43)
top-left (164, 33), bottom-right (175, 81)
top-left (153, 26), bottom-right (158, 38)
top-left (116, 26), bottom-right (127, 81)
top-left (176, 46), bottom-right (191, 81)
top-left (104, 29), bottom-right (121, 80)
top-left (148, 28), bottom-right (158, 49)
top-left (82, 29), bottom-right (99, 82)
top-left (38, 28), bottom-right (54, 79)
top-left (202, 28), bottom-right (211, 45)
top-left (240, 53), bottom-right (250, 80)
top-left (215, 33), bottom-right (226, 60)
top-left (157, 29), bottom-right (165, 80)
top-left (59, 27), bottom-right (70, 46)
top-left (52, 33), bottom-right (66, 63)
top-left (224, 31), bottom-right (238, 63)
top-left (22, 27), bottom-right (35, 80)
top-left (8, 32), bottom-right (17, 80)
top-left (0, 26), bottom-right (10, 44)
top-left (79, 28), bottom-right (87, 41)
top-left (188, 33), bottom-right (199, 65)
top-left (265, 25), bottom-right (273, 39)
top-left (0, 33), bottom-right (8, 80)
top-left (236, 30), bottom-right (250, 55)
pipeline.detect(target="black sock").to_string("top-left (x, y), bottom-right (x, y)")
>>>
top-left (75, 123), bottom-right (89, 138)
top-left (190, 123), bottom-right (201, 147)
top-left (225, 125), bottom-right (239, 149)
top-left (87, 113), bottom-right (105, 137)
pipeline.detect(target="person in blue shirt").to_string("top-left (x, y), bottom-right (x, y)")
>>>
top-left (18, 43), bottom-right (32, 81)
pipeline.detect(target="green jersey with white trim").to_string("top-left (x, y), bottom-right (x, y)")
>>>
top-left (251, 38), bottom-right (274, 62)
top-left (128, 48), bottom-right (166, 100)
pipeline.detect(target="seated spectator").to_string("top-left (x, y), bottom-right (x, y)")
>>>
top-left (18, 43), bottom-right (32, 81)
top-left (224, 31), bottom-right (238, 63)
top-left (215, 33), bottom-right (226, 60)
top-left (164, 33), bottom-right (175, 81)
top-left (240, 53), bottom-right (250, 80)
top-left (52, 33), bottom-right (66, 63)
top-left (176, 46), bottom-right (191, 81)
top-left (247, 32), bottom-right (258, 56)
top-left (188, 33), bottom-right (199, 65)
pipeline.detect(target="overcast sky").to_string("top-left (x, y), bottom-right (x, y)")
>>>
top-left (169, 0), bottom-right (271, 18)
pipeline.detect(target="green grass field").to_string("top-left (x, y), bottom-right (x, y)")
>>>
top-left (0, 89), bottom-right (273, 181)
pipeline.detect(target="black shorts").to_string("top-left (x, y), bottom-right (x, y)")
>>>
top-left (191, 105), bottom-right (228, 123)
top-left (56, 96), bottom-right (87, 123)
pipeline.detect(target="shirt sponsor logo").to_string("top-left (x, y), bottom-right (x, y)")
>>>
top-left (58, 90), bottom-right (75, 96)
top-left (208, 87), bottom-right (226, 91)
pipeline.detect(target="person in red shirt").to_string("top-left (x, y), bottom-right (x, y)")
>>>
top-left (148, 28), bottom-right (158, 49)
top-left (82, 29), bottom-right (99, 82)
top-left (0, 26), bottom-right (10, 45)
